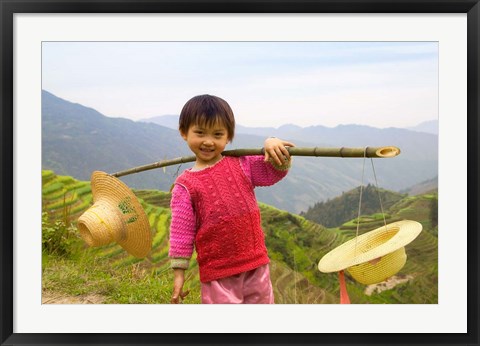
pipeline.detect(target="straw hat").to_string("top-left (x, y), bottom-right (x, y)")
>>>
top-left (77, 171), bottom-right (152, 258)
top-left (318, 220), bottom-right (422, 285)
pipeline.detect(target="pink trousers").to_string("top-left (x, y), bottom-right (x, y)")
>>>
top-left (201, 264), bottom-right (274, 304)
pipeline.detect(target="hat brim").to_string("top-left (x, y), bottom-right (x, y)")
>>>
top-left (89, 171), bottom-right (152, 258)
top-left (318, 220), bottom-right (422, 273)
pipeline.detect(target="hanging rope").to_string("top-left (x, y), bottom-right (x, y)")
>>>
top-left (341, 150), bottom-right (391, 304)
top-left (354, 147), bottom-right (368, 256)
top-left (293, 246), bottom-right (297, 304)
top-left (370, 158), bottom-right (388, 231)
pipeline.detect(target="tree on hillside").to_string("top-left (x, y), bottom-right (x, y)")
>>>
top-left (301, 185), bottom-right (405, 228)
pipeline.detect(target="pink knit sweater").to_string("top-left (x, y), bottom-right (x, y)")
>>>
top-left (169, 155), bottom-right (289, 282)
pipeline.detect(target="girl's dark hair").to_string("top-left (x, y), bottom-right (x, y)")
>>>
top-left (179, 94), bottom-right (235, 140)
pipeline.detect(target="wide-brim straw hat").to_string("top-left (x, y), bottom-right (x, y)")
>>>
top-left (77, 171), bottom-right (152, 258)
top-left (318, 220), bottom-right (422, 285)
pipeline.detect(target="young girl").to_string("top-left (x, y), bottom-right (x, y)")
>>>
top-left (169, 94), bottom-right (294, 304)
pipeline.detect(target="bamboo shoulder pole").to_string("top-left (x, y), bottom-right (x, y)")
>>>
top-left (111, 146), bottom-right (400, 178)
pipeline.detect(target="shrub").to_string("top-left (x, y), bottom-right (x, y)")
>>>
top-left (42, 212), bottom-right (79, 257)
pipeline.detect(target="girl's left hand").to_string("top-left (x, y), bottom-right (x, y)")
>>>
top-left (264, 137), bottom-right (295, 166)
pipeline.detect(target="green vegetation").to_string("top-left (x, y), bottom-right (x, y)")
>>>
top-left (42, 170), bottom-right (438, 304)
top-left (301, 184), bottom-right (406, 228)
top-left (42, 212), bottom-right (80, 257)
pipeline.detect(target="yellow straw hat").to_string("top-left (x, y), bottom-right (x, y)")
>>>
top-left (77, 171), bottom-right (152, 258)
top-left (318, 220), bottom-right (422, 285)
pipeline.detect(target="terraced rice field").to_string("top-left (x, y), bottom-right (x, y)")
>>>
top-left (42, 170), bottom-right (438, 304)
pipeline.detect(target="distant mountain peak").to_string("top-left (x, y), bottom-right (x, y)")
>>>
top-left (278, 123), bottom-right (303, 130)
top-left (407, 119), bottom-right (438, 135)
top-left (139, 114), bottom-right (179, 130)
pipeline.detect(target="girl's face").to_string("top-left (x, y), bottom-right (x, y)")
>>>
top-left (181, 122), bottom-right (230, 169)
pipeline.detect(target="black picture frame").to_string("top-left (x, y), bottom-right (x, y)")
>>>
top-left (1, 1), bottom-right (479, 345)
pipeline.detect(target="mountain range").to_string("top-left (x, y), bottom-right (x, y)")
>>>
top-left (42, 90), bottom-right (438, 213)
top-left (141, 114), bottom-right (439, 137)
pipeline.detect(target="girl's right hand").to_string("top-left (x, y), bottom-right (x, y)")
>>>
top-left (171, 268), bottom-right (190, 304)
top-left (264, 137), bottom-right (295, 166)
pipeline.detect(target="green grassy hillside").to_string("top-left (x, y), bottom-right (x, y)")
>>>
top-left (42, 170), bottom-right (438, 304)
top-left (301, 184), bottom-right (407, 228)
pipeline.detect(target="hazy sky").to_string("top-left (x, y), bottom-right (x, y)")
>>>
top-left (42, 41), bottom-right (438, 128)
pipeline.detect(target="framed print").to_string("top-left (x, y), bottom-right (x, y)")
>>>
top-left (1, 0), bottom-right (479, 345)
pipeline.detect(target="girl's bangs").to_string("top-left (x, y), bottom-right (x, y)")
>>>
top-left (195, 113), bottom-right (227, 130)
